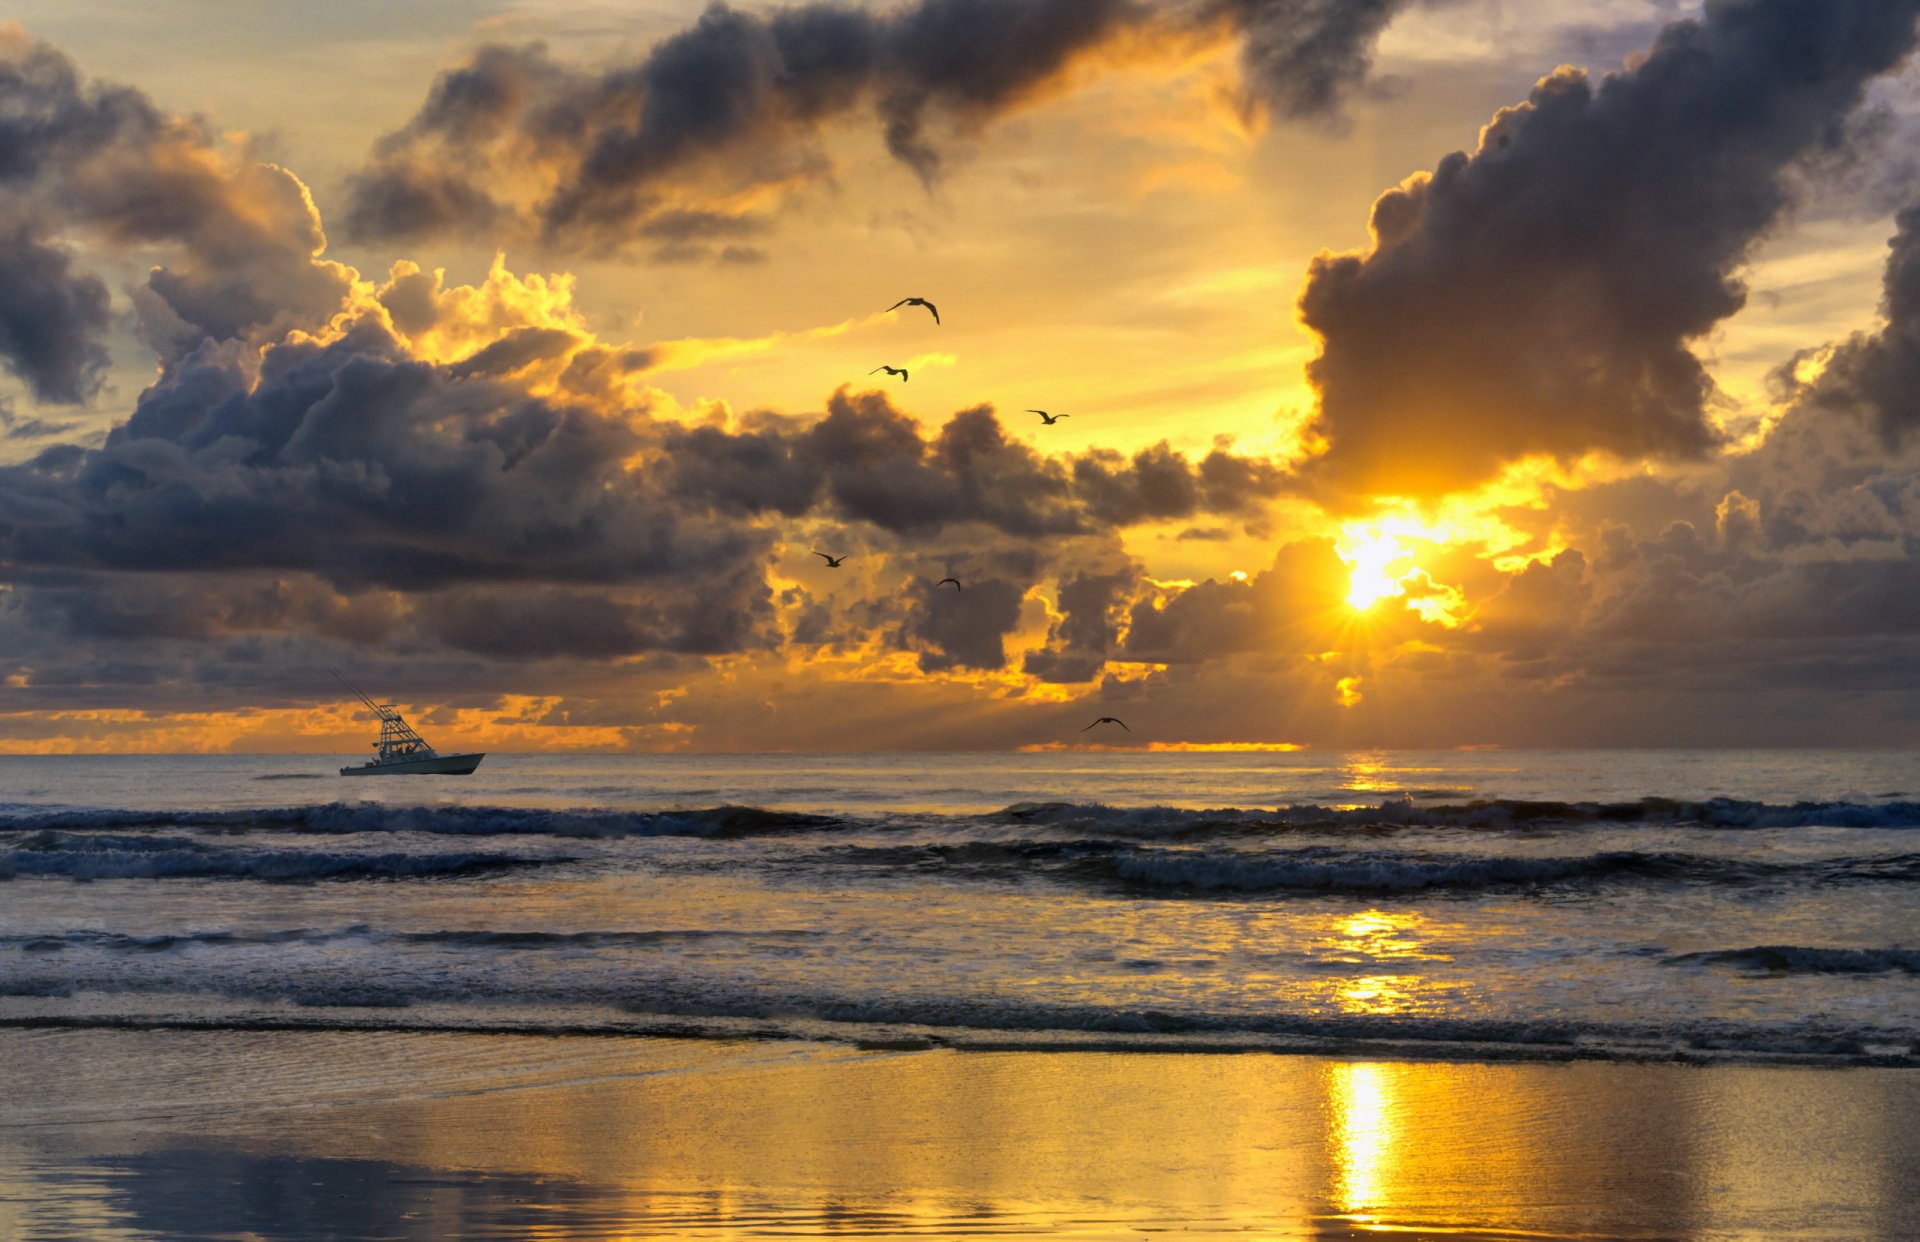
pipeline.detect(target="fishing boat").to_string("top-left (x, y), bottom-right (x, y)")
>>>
top-left (333, 670), bottom-right (485, 776)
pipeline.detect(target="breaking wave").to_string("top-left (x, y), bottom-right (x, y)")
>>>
top-left (6, 795), bottom-right (1920, 843)
top-left (0, 926), bottom-right (821, 954)
top-left (1667, 945), bottom-right (1920, 975)
top-left (816, 839), bottom-right (1920, 894)
top-left (998, 796), bottom-right (1920, 834)
top-left (0, 978), bottom-right (1910, 1066)
top-left (0, 803), bottom-right (846, 839)
top-left (0, 831), bottom-right (559, 882)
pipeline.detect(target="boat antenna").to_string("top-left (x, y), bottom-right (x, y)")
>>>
top-left (330, 667), bottom-right (400, 723)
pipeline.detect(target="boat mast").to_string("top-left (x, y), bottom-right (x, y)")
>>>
top-left (330, 669), bottom-right (437, 761)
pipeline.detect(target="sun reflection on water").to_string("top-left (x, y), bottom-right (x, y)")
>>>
top-left (1340, 755), bottom-right (1398, 795)
top-left (1322, 910), bottom-right (1455, 1018)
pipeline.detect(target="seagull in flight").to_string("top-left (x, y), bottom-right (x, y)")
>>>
top-left (813, 551), bottom-right (849, 568)
top-left (1027, 410), bottom-right (1069, 425)
top-left (887, 297), bottom-right (940, 325)
top-left (1081, 717), bottom-right (1131, 732)
top-left (937, 578), bottom-right (962, 591)
top-left (870, 365), bottom-right (909, 382)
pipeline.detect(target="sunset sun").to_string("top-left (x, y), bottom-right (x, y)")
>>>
top-left (1339, 530), bottom-right (1411, 612)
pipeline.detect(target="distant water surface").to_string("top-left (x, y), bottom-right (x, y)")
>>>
top-left (3, 749), bottom-right (1919, 1064)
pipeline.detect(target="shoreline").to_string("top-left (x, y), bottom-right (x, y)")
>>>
top-left (2, 1009), bottom-right (1916, 1069)
top-left (4, 1027), bottom-right (1916, 1240)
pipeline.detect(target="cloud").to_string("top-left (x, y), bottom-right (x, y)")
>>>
top-left (0, 400), bottom-right (81, 441)
top-left (1024, 565), bottom-right (1139, 683)
top-left (1119, 536), bottom-right (1351, 663)
top-left (653, 388), bottom-right (1289, 538)
top-left (1212, 0), bottom-right (1417, 119)
top-left (15, 15), bottom-right (1920, 751)
top-left (898, 564), bottom-right (1037, 672)
top-left (0, 119), bottom-right (1291, 692)
top-left (1296, 0), bottom-right (1920, 502)
top-left (1806, 201), bottom-right (1920, 442)
top-left (0, 26), bottom-right (355, 400)
top-left (0, 222), bottom-right (111, 403)
top-left (343, 0), bottom-right (1435, 254)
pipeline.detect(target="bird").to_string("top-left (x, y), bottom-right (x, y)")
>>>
top-left (937, 578), bottom-right (962, 591)
top-left (813, 551), bottom-right (848, 568)
top-left (1081, 716), bottom-right (1131, 732)
top-left (887, 297), bottom-right (940, 325)
top-left (870, 365), bottom-right (909, 382)
top-left (1028, 410), bottom-right (1069, 425)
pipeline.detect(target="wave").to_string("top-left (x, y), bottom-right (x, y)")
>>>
top-left (0, 803), bottom-right (845, 840)
top-left (0, 987), bottom-right (1909, 1067)
top-left (998, 796), bottom-right (1920, 834)
top-left (4, 928), bottom-right (353, 952)
top-left (7, 794), bottom-right (1920, 843)
top-left (815, 839), bottom-right (1920, 895)
top-left (1099, 848), bottom-right (1920, 893)
top-left (1100, 847), bottom-right (1715, 893)
top-left (0, 926), bottom-right (818, 953)
top-left (0, 832), bottom-right (560, 882)
top-left (1667, 945), bottom-right (1920, 975)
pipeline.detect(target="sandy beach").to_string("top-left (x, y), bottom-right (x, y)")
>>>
top-left (3, 1027), bottom-right (1915, 1240)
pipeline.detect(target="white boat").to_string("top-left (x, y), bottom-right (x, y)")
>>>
top-left (333, 670), bottom-right (485, 777)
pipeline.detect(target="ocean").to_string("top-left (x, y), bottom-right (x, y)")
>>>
top-left (3, 749), bottom-right (1917, 1064)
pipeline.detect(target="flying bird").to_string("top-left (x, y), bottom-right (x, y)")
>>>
top-left (813, 551), bottom-right (848, 568)
top-left (887, 297), bottom-right (940, 325)
top-left (1027, 410), bottom-right (1069, 425)
top-left (870, 365), bottom-right (909, 382)
top-left (938, 578), bottom-right (962, 590)
top-left (1081, 717), bottom-right (1131, 732)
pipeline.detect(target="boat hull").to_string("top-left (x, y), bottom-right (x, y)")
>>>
top-left (339, 753), bottom-right (486, 776)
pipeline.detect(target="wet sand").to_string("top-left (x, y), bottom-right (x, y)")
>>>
top-left (1, 1028), bottom-right (1916, 1240)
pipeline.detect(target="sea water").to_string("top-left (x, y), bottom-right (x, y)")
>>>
top-left (3, 749), bottom-right (1918, 1063)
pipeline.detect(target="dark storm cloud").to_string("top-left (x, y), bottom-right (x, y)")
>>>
top-left (1298, 0), bottom-right (1920, 501)
top-left (652, 387), bottom-right (1288, 538)
top-left (0, 319), bottom-right (771, 595)
top-left (899, 565), bottom-right (1035, 672)
top-left (345, 0), bottom-right (1431, 252)
top-left (1807, 202), bottom-right (1920, 441)
top-left (448, 327), bottom-right (582, 378)
top-left (0, 223), bottom-right (112, 404)
top-left (0, 270), bottom-right (1286, 671)
top-left (1209, 0), bottom-right (1414, 120)
top-left (413, 577), bottom-right (774, 660)
top-left (0, 30), bottom-right (355, 401)
top-left (0, 401), bottom-right (82, 441)
top-left (1119, 537), bottom-right (1349, 663)
top-left (1024, 566), bottom-right (1138, 682)
top-left (0, 30), bottom-right (147, 402)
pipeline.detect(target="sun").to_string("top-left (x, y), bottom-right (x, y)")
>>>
top-left (1340, 531), bottom-right (1408, 611)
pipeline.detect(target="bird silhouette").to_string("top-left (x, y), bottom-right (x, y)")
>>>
top-left (1081, 716), bottom-right (1131, 732)
top-left (938, 578), bottom-right (962, 590)
top-left (870, 365), bottom-right (909, 382)
top-left (1027, 409), bottom-right (1069, 425)
top-left (813, 551), bottom-right (848, 568)
top-left (887, 297), bottom-right (940, 325)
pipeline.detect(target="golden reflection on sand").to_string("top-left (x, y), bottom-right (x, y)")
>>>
top-left (1326, 1061), bottom-right (1395, 1221)
top-left (2, 1031), bottom-right (1916, 1239)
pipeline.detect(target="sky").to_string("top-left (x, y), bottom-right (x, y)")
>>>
top-left (5, 0), bottom-right (1920, 753)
